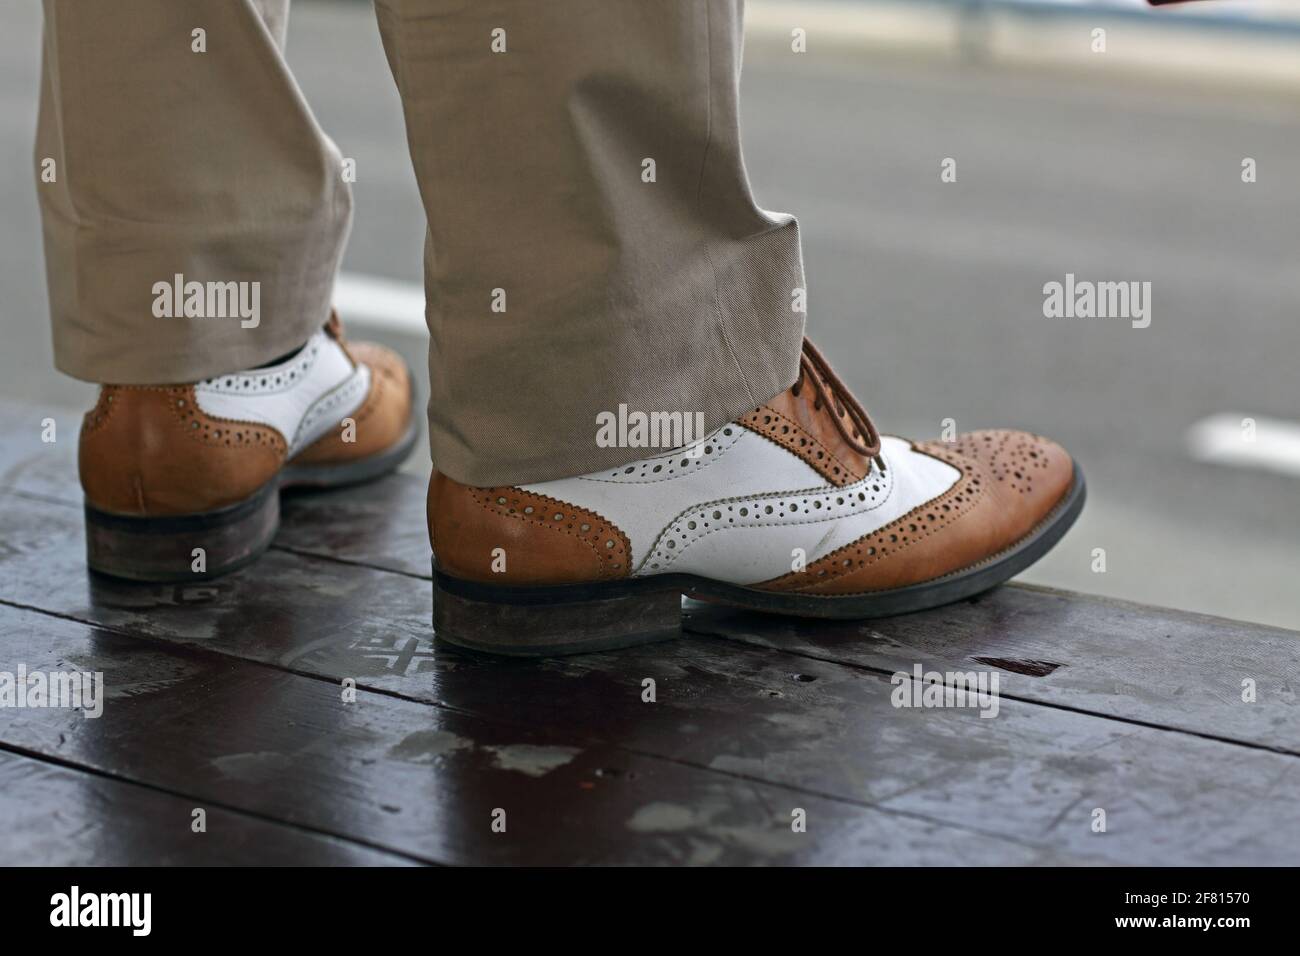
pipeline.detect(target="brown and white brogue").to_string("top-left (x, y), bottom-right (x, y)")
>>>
top-left (429, 340), bottom-right (1084, 655)
top-left (80, 312), bottom-right (416, 581)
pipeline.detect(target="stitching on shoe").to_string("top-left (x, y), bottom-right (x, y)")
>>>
top-left (740, 404), bottom-right (864, 486)
top-left (578, 426), bottom-right (743, 486)
top-left (166, 389), bottom-right (288, 455)
top-left (789, 459), bottom-right (1074, 596)
top-left (196, 335), bottom-right (324, 397)
top-left (765, 446), bottom-right (979, 592)
top-left (638, 457), bottom-right (896, 576)
top-left (470, 488), bottom-right (631, 579)
top-left (290, 368), bottom-right (370, 452)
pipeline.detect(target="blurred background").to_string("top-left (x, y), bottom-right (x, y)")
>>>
top-left (1, 0), bottom-right (1297, 627)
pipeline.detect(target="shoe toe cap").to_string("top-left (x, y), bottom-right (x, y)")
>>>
top-left (350, 340), bottom-right (411, 394)
top-left (292, 340), bottom-right (414, 464)
top-left (918, 428), bottom-right (1075, 538)
top-left (352, 339), bottom-right (414, 446)
top-left (763, 428), bottom-right (1078, 595)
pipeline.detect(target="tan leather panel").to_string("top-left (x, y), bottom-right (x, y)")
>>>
top-left (740, 386), bottom-right (873, 486)
top-left (292, 341), bottom-right (412, 465)
top-left (79, 385), bottom-right (285, 516)
top-left (758, 430), bottom-right (1074, 595)
top-left (428, 473), bottom-right (632, 585)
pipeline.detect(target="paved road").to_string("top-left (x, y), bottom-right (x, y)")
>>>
top-left (2, 1), bottom-right (1297, 627)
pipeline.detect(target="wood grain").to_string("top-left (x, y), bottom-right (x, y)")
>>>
top-left (0, 601), bottom-right (1059, 865)
top-left (2, 410), bottom-right (1298, 864)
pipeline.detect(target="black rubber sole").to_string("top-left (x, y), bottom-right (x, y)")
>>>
top-left (434, 464), bottom-right (1087, 656)
top-left (85, 411), bottom-right (419, 583)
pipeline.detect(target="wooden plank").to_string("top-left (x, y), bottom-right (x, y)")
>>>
top-left (3, 406), bottom-right (1297, 863)
top-left (272, 472), bottom-right (1300, 756)
top-left (0, 749), bottom-right (411, 866)
top-left (280, 474), bottom-right (430, 578)
top-left (2, 493), bottom-right (1298, 863)
top-left (0, 602), bottom-right (1052, 865)
top-left (682, 589), bottom-right (1300, 755)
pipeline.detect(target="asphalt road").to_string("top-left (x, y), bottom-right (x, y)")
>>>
top-left (2, 1), bottom-right (1298, 628)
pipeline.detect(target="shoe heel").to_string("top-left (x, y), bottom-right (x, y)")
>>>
top-left (433, 570), bottom-right (683, 657)
top-left (85, 483), bottom-right (280, 583)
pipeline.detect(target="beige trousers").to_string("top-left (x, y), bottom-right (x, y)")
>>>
top-left (38, 0), bottom-right (805, 486)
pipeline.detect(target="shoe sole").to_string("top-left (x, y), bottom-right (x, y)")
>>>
top-left (84, 399), bottom-right (419, 583)
top-left (434, 463), bottom-right (1087, 656)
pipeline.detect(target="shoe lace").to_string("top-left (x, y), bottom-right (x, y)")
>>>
top-left (789, 339), bottom-right (881, 459)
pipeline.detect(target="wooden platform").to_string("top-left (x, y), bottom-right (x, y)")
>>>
top-left (1, 401), bottom-right (1298, 865)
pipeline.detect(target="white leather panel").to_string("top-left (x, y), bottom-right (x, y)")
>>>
top-left (800, 436), bottom-right (960, 562)
top-left (290, 364), bottom-right (371, 455)
top-left (641, 458), bottom-right (895, 581)
top-left (644, 439), bottom-right (961, 582)
top-left (641, 437), bottom-right (960, 583)
top-left (194, 332), bottom-right (368, 453)
top-left (520, 428), bottom-right (826, 570)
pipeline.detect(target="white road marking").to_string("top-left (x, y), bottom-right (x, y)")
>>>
top-left (333, 272), bottom-right (425, 334)
top-left (742, 0), bottom-right (1300, 90)
top-left (1186, 413), bottom-right (1300, 479)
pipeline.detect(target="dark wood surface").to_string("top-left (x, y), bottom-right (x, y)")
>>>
top-left (1, 402), bottom-right (1297, 865)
